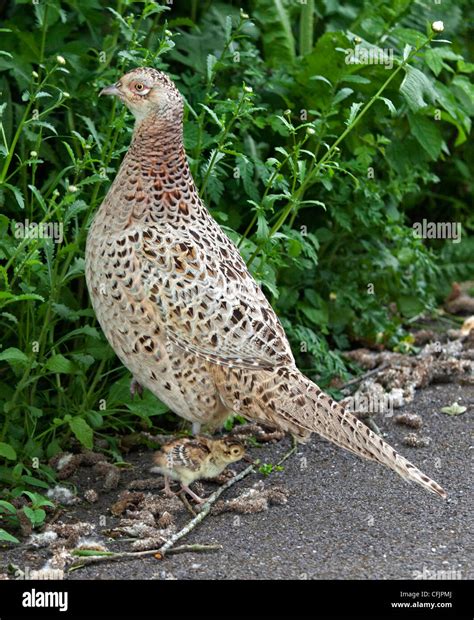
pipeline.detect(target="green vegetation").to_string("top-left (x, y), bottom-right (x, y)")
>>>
top-left (0, 0), bottom-right (472, 535)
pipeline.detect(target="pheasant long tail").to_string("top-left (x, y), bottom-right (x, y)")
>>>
top-left (224, 368), bottom-right (447, 498)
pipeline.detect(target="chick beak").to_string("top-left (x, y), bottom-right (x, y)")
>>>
top-left (99, 84), bottom-right (121, 97)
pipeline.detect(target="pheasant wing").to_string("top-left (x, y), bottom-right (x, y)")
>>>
top-left (135, 224), bottom-right (295, 370)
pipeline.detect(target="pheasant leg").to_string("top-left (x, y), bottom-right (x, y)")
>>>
top-left (130, 378), bottom-right (144, 400)
top-left (180, 484), bottom-right (205, 504)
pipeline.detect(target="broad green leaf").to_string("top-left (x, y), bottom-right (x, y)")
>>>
top-left (45, 354), bottom-right (75, 374)
top-left (400, 65), bottom-right (438, 112)
top-left (0, 441), bottom-right (16, 461)
top-left (397, 295), bottom-right (425, 317)
top-left (0, 348), bottom-right (28, 365)
top-left (408, 112), bottom-right (443, 160)
top-left (69, 416), bottom-right (93, 449)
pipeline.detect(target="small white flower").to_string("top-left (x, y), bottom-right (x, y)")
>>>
top-left (244, 85), bottom-right (253, 93)
top-left (68, 185), bottom-right (78, 193)
top-left (165, 29), bottom-right (173, 37)
top-left (240, 9), bottom-right (249, 19)
top-left (56, 55), bottom-right (66, 65)
top-left (432, 21), bottom-right (444, 33)
top-left (284, 109), bottom-right (291, 116)
top-left (32, 70), bottom-right (39, 78)
top-left (62, 91), bottom-right (70, 98)
top-left (30, 150), bottom-right (38, 158)
top-left (354, 36), bottom-right (362, 44)
top-left (306, 127), bottom-right (316, 135)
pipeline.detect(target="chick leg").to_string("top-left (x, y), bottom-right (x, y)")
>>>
top-left (192, 422), bottom-right (201, 436)
top-left (180, 484), bottom-right (205, 504)
top-left (163, 476), bottom-right (176, 498)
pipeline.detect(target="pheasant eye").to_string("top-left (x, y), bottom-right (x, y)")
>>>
top-left (135, 83), bottom-right (144, 91)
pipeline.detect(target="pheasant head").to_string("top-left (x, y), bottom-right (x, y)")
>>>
top-left (212, 438), bottom-right (246, 466)
top-left (100, 67), bottom-right (183, 124)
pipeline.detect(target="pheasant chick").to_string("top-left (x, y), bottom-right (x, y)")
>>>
top-left (152, 437), bottom-right (245, 503)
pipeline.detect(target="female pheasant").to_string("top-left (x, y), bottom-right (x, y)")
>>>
top-left (85, 68), bottom-right (446, 499)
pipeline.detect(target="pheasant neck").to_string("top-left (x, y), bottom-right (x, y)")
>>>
top-left (104, 112), bottom-right (203, 226)
top-left (128, 113), bottom-right (186, 170)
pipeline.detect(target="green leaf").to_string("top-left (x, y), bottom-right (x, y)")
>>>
top-left (0, 292), bottom-right (44, 307)
top-left (29, 120), bottom-right (58, 135)
top-left (27, 185), bottom-right (47, 212)
top-left (441, 403), bottom-right (467, 416)
top-left (253, 0), bottom-right (296, 67)
top-left (198, 103), bottom-right (223, 129)
top-left (407, 112), bottom-right (442, 160)
top-left (397, 295), bottom-right (425, 317)
top-left (341, 75), bottom-right (371, 85)
top-left (45, 354), bottom-right (75, 374)
top-left (0, 528), bottom-right (19, 543)
top-left (378, 96), bottom-right (397, 116)
top-left (300, 304), bottom-right (328, 327)
top-left (333, 88), bottom-right (353, 106)
top-left (0, 500), bottom-right (17, 513)
top-left (86, 410), bottom-right (103, 428)
top-left (69, 416), bottom-right (93, 449)
top-left (206, 54), bottom-right (217, 81)
top-left (0, 347), bottom-right (28, 365)
top-left (2, 183), bottom-right (25, 209)
top-left (78, 115), bottom-right (102, 148)
top-left (23, 506), bottom-right (46, 525)
top-left (0, 442), bottom-right (17, 461)
top-left (400, 66), bottom-right (438, 112)
top-left (20, 475), bottom-right (50, 489)
top-left (346, 102), bottom-right (363, 126)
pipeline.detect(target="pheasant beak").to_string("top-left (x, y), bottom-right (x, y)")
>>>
top-left (99, 84), bottom-right (122, 97)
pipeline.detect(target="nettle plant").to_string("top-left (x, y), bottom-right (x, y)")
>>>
top-left (0, 0), bottom-right (472, 534)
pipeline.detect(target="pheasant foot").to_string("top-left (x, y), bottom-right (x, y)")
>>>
top-left (130, 378), bottom-right (144, 400)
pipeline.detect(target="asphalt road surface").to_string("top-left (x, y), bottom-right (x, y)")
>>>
top-left (3, 383), bottom-right (472, 580)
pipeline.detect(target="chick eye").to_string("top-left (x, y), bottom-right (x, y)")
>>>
top-left (134, 83), bottom-right (145, 92)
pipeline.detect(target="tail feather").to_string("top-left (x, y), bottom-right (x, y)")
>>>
top-left (221, 367), bottom-right (447, 499)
